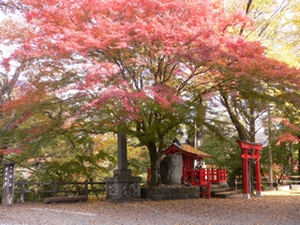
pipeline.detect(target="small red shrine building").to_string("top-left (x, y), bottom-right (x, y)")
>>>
top-left (162, 142), bottom-right (227, 186)
top-left (163, 142), bottom-right (212, 170)
top-left (147, 142), bottom-right (227, 198)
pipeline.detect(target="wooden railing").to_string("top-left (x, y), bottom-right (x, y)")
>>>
top-left (182, 168), bottom-right (210, 185)
top-left (148, 168), bottom-right (227, 184)
top-left (210, 168), bottom-right (227, 184)
top-left (285, 176), bottom-right (300, 185)
top-left (235, 175), bottom-right (300, 190)
top-left (235, 176), bottom-right (274, 189)
top-left (0, 180), bottom-right (106, 203)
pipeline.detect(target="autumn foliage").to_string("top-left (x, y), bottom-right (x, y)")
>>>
top-left (2, 0), bottom-right (300, 185)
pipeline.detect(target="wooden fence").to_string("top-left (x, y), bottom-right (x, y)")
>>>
top-left (0, 180), bottom-right (106, 203)
top-left (235, 176), bottom-right (300, 190)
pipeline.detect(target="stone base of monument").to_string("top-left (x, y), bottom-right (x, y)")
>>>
top-left (142, 185), bottom-right (200, 200)
top-left (105, 169), bottom-right (142, 200)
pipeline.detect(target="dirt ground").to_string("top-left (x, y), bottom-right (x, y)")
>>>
top-left (0, 190), bottom-right (299, 225)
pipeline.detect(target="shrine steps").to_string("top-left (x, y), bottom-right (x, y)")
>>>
top-left (210, 184), bottom-right (241, 198)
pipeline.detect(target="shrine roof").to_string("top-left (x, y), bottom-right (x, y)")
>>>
top-left (163, 143), bottom-right (212, 158)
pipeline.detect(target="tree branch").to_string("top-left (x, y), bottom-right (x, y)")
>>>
top-left (239, 0), bottom-right (253, 36)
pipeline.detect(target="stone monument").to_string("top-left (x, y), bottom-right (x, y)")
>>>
top-left (160, 154), bottom-right (182, 185)
top-left (105, 132), bottom-right (141, 200)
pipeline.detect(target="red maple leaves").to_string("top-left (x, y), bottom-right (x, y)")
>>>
top-left (2, 0), bottom-right (299, 155)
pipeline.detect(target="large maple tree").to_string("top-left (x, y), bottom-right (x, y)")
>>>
top-left (4, 0), bottom-right (299, 186)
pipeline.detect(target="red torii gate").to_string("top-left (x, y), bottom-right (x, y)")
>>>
top-left (237, 140), bottom-right (263, 199)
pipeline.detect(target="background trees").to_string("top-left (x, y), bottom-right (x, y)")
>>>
top-left (0, 0), bottom-right (31, 164)
top-left (220, 0), bottom-right (300, 179)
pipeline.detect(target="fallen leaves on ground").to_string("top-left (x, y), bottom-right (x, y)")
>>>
top-left (1, 190), bottom-right (299, 225)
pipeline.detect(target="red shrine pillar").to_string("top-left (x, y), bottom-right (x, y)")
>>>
top-left (237, 140), bottom-right (263, 199)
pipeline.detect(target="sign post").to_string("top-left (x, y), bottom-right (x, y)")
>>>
top-left (2, 162), bottom-right (16, 207)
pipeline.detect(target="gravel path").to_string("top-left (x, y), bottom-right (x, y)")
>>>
top-left (0, 190), bottom-right (299, 225)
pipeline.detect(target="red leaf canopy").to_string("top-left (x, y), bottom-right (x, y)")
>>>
top-left (10, 0), bottom-right (299, 124)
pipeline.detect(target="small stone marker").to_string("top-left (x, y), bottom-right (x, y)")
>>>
top-left (2, 162), bottom-right (15, 207)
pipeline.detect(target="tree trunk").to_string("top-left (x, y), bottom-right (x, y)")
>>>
top-left (148, 141), bottom-right (161, 187)
top-left (298, 145), bottom-right (300, 175)
top-left (220, 92), bottom-right (248, 140)
top-left (146, 141), bottom-right (163, 199)
top-left (249, 105), bottom-right (256, 142)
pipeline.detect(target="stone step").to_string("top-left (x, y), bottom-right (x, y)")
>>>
top-left (211, 188), bottom-right (241, 198)
top-left (211, 187), bottom-right (234, 193)
top-left (44, 195), bottom-right (88, 204)
top-left (211, 184), bottom-right (229, 190)
top-left (211, 190), bottom-right (242, 198)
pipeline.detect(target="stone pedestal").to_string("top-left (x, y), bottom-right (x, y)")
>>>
top-left (256, 191), bottom-right (263, 197)
top-left (105, 131), bottom-right (141, 200)
top-left (243, 193), bottom-right (251, 199)
top-left (105, 169), bottom-right (142, 200)
top-left (150, 186), bottom-right (200, 200)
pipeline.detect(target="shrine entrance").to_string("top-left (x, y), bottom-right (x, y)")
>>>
top-left (237, 140), bottom-right (263, 199)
